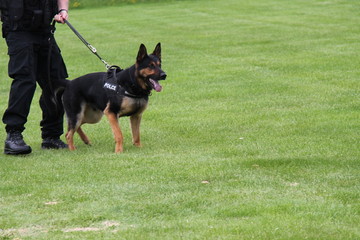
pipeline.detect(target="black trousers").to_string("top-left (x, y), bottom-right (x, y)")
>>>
top-left (2, 31), bottom-right (68, 139)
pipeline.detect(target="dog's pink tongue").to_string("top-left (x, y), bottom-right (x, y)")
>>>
top-left (150, 79), bottom-right (162, 92)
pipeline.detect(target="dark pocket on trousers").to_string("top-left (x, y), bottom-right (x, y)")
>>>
top-left (7, 34), bottom-right (33, 77)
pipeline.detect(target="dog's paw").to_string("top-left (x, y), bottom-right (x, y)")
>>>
top-left (133, 143), bottom-right (142, 148)
top-left (115, 145), bottom-right (123, 153)
top-left (68, 145), bottom-right (76, 151)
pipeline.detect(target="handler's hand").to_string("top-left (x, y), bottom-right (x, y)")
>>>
top-left (54, 10), bottom-right (68, 24)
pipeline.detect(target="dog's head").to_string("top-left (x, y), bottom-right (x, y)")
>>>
top-left (135, 43), bottom-right (167, 92)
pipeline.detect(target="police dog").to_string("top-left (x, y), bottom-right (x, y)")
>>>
top-left (62, 43), bottom-right (166, 153)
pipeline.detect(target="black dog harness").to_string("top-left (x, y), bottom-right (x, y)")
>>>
top-left (103, 65), bottom-right (122, 95)
top-left (103, 65), bottom-right (149, 99)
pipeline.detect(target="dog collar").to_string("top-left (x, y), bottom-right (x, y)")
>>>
top-left (124, 90), bottom-right (148, 98)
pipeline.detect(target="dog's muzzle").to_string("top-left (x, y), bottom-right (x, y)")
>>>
top-left (160, 72), bottom-right (167, 80)
top-left (149, 71), bottom-right (166, 92)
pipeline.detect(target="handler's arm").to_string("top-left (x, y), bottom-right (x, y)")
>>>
top-left (54, 0), bottom-right (69, 23)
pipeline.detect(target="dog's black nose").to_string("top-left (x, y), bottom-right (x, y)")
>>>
top-left (160, 72), bottom-right (167, 80)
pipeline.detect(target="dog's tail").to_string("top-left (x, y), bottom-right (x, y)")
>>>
top-left (54, 78), bottom-right (69, 104)
top-left (53, 78), bottom-right (69, 95)
top-left (54, 78), bottom-right (69, 102)
top-left (44, 78), bottom-right (70, 116)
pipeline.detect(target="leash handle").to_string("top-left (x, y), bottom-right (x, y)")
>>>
top-left (64, 19), bottom-right (111, 69)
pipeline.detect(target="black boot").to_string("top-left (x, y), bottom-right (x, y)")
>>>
top-left (4, 131), bottom-right (32, 155)
top-left (41, 137), bottom-right (68, 149)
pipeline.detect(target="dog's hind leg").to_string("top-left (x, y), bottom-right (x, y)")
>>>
top-left (77, 127), bottom-right (91, 145)
top-left (104, 105), bottom-right (123, 153)
top-left (65, 115), bottom-right (83, 151)
top-left (66, 129), bottom-right (76, 151)
top-left (130, 114), bottom-right (142, 147)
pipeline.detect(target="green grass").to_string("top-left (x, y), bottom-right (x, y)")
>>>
top-left (69, 0), bottom-right (172, 9)
top-left (1, 0), bottom-right (360, 239)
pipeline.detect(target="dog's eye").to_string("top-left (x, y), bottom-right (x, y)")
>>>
top-left (149, 63), bottom-right (156, 69)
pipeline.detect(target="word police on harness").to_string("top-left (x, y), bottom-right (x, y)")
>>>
top-left (103, 82), bottom-right (117, 91)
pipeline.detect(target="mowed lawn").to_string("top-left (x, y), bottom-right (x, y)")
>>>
top-left (0, 0), bottom-right (359, 239)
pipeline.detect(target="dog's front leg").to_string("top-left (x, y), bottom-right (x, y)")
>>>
top-left (130, 114), bottom-right (142, 147)
top-left (104, 107), bottom-right (123, 153)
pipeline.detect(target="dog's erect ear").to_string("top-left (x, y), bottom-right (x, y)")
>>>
top-left (137, 43), bottom-right (148, 62)
top-left (152, 42), bottom-right (161, 59)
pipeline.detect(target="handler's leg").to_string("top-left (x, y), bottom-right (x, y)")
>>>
top-left (2, 32), bottom-right (36, 155)
top-left (38, 34), bottom-right (68, 149)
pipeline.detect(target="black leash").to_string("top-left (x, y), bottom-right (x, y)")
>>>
top-left (64, 19), bottom-right (111, 69)
top-left (45, 21), bottom-right (62, 115)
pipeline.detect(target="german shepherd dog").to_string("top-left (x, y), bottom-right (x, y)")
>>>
top-left (62, 43), bottom-right (166, 153)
